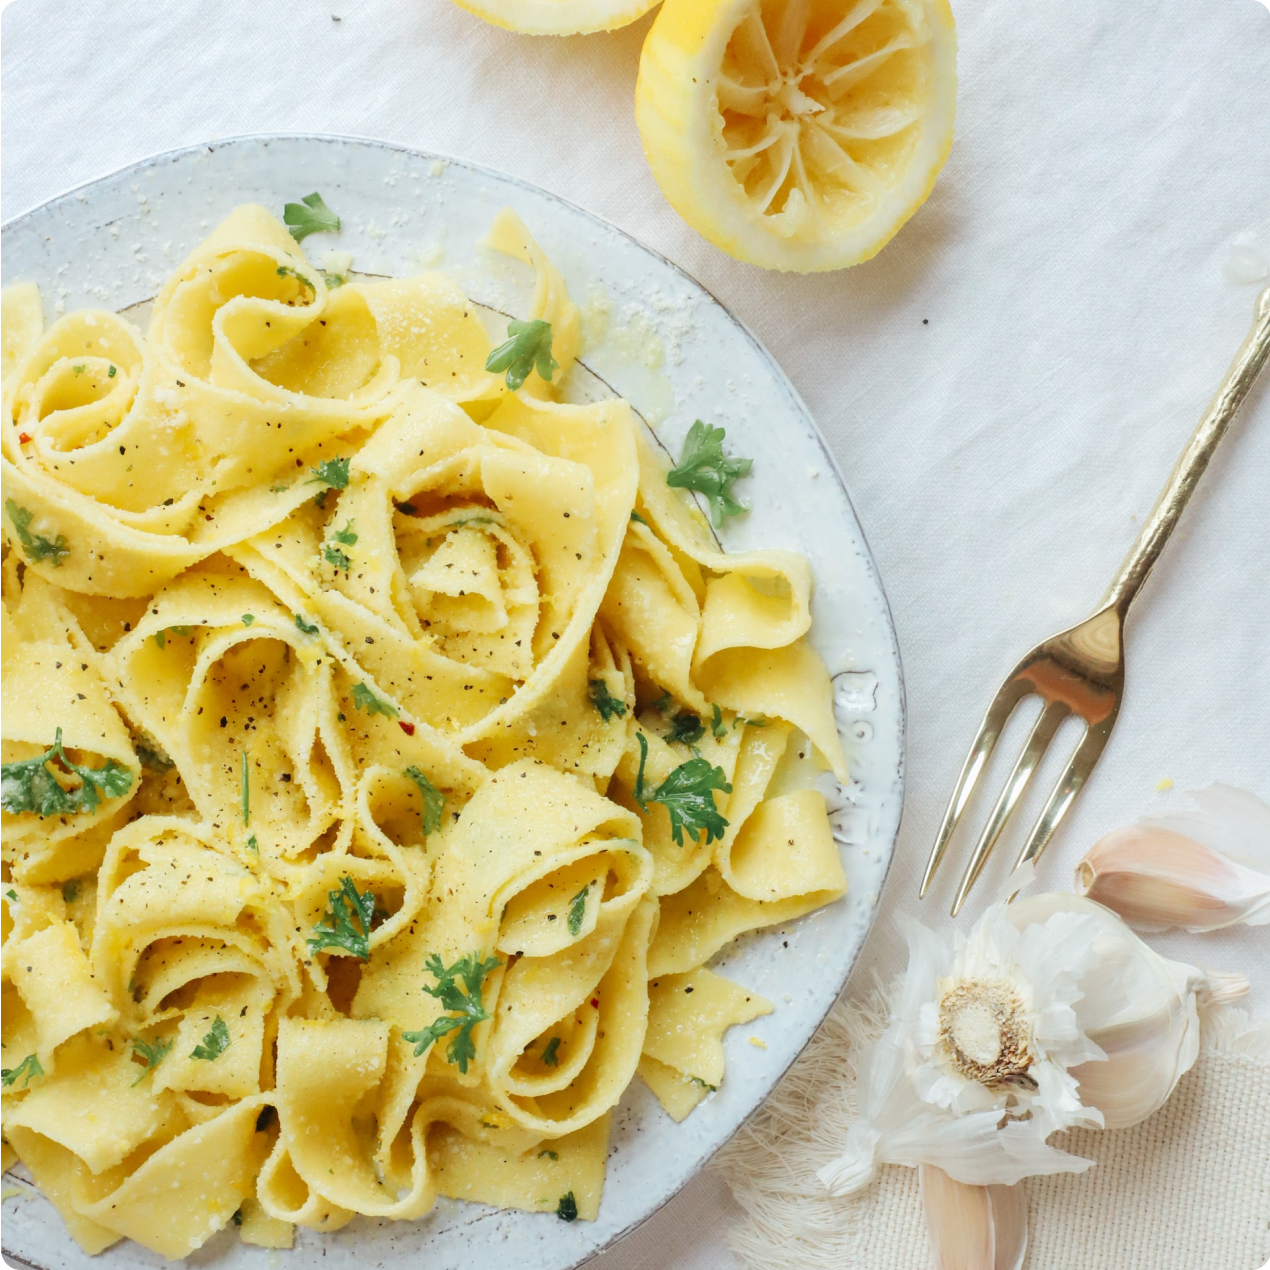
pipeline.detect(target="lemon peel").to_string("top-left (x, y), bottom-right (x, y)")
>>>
top-left (636, 0), bottom-right (957, 271)
top-left (449, 0), bottom-right (660, 35)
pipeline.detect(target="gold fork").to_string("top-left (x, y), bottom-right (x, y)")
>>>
top-left (922, 286), bottom-right (1270, 917)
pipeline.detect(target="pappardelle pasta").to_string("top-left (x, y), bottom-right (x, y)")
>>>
top-left (0, 203), bottom-right (848, 1258)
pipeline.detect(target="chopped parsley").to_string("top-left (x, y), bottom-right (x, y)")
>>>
top-left (283, 192), bottom-right (341, 243)
top-left (541, 1037), bottom-right (562, 1067)
top-left (567, 884), bottom-right (590, 937)
top-left (130, 1035), bottom-right (173, 1085)
top-left (630, 511), bottom-right (648, 526)
top-left (72, 364), bottom-right (85, 375)
top-left (666, 421), bottom-right (752, 527)
top-left (688, 1075), bottom-right (717, 1091)
top-left (136, 743), bottom-right (174, 773)
top-left (321, 520), bottom-right (358, 571)
top-left (711, 704), bottom-right (727, 738)
top-left (153, 625), bottom-right (193, 649)
top-left (108, 364), bottom-right (117, 378)
top-left (556, 1192), bottom-right (578, 1222)
top-left (308, 455), bottom-right (351, 508)
top-left (632, 732), bottom-right (731, 846)
top-left (587, 678), bottom-right (627, 723)
top-left (351, 682), bottom-right (398, 718)
top-left (5, 500), bottom-right (69, 567)
top-left (538, 1149), bottom-right (559, 1161)
top-left (275, 264), bottom-right (315, 292)
top-left (294, 613), bottom-right (320, 636)
top-left (191, 1016), bottom-right (231, 1061)
top-left (241, 614), bottom-right (255, 626)
top-left (485, 318), bottom-right (557, 391)
top-left (666, 711), bottom-right (704, 746)
top-left (401, 953), bottom-right (501, 1074)
top-left (1, 1054), bottom-right (44, 1088)
top-left (246, 834), bottom-right (259, 853)
top-left (1, 728), bottom-right (133, 817)
top-left (231, 1208), bottom-right (244, 1226)
top-left (61, 878), bottom-right (81, 903)
top-left (240, 751), bottom-right (250, 826)
top-left (308, 875), bottom-right (376, 960)
top-left (404, 766), bottom-right (446, 835)
top-left (5, 889), bottom-right (17, 902)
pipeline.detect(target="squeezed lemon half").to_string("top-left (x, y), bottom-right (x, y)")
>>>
top-left (450, 0), bottom-right (660, 35)
top-left (636, 0), bottom-right (957, 271)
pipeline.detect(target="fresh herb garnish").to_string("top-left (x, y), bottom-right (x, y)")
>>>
top-left (294, 613), bottom-right (319, 636)
top-left (153, 625), bottom-right (193, 649)
top-left (136, 742), bottom-right (174, 773)
top-left (321, 520), bottom-right (358, 571)
top-left (632, 733), bottom-right (731, 847)
top-left (587, 678), bottom-right (627, 723)
top-left (231, 1208), bottom-right (244, 1226)
top-left (308, 875), bottom-right (376, 960)
top-left (541, 1037), bottom-right (562, 1067)
top-left (246, 834), bottom-right (259, 853)
top-left (710, 704), bottom-right (727, 738)
top-left (1, 728), bottom-right (133, 817)
top-left (1, 1054), bottom-right (44, 1088)
top-left (5, 500), bottom-right (69, 567)
top-left (308, 456), bottom-right (351, 508)
top-left (191, 1016), bottom-right (231, 1061)
top-left (402, 953), bottom-right (501, 1074)
top-left (72, 364), bottom-right (85, 375)
top-left (666, 711), bottom-right (704, 746)
top-left (666, 421), bottom-right (752, 527)
top-left (283, 192), bottom-right (341, 243)
top-left (688, 1075), bottom-right (717, 1091)
top-left (538, 1149), bottom-right (559, 1160)
top-left (630, 511), bottom-right (648, 526)
top-left (404, 766), bottom-right (446, 835)
top-left (108, 365), bottom-right (117, 378)
top-left (351, 682), bottom-right (397, 718)
top-left (61, 878), bottom-right (81, 903)
top-left (5, 889), bottom-right (17, 902)
top-left (240, 751), bottom-right (250, 826)
top-left (567, 884), bottom-right (590, 937)
top-left (241, 614), bottom-right (255, 626)
top-left (485, 319), bottom-right (557, 392)
top-left (556, 1192), bottom-right (578, 1222)
top-left (650, 691), bottom-right (672, 715)
top-left (275, 264), bottom-right (315, 292)
top-left (130, 1035), bottom-right (173, 1085)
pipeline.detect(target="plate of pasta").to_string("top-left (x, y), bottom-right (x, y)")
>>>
top-left (0, 135), bottom-right (903, 1270)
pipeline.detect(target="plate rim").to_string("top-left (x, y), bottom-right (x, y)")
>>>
top-left (0, 131), bottom-right (908, 1269)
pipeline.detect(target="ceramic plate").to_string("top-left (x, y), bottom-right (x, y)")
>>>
top-left (0, 134), bottom-right (904, 1270)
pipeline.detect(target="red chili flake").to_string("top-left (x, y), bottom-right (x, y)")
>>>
top-left (590, 998), bottom-right (600, 1008)
top-left (398, 721), bottom-right (416, 736)
top-left (18, 432), bottom-right (33, 444)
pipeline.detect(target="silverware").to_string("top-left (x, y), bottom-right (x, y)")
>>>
top-left (921, 286), bottom-right (1270, 916)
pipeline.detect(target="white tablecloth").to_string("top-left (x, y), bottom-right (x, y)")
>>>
top-left (3, 1), bottom-right (1268, 1265)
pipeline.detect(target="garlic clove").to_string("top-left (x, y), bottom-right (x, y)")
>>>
top-left (1075, 824), bottom-right (1270, 933)
top-left (920, 1164), bottom-right (1027, 1270)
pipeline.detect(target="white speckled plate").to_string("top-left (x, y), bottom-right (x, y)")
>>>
top-left (0, 135), bottom-right (904, 1270)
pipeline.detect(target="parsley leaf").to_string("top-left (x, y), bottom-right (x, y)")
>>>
top-left (241, 613), bottom-right (255, 626)
top-left (275, 264), bottom-right (315, 292)
top-left (191, 1016), bottom-right (231, 1061)
top-left (401, 952), bottom-right (500, 1074)
top-left (136, 742), bottom-right (174, 773)
top-left (567, 884), bottom-right (590, 937)
top-left (688, 1075), bottom-right (717, 1091)
top-left (130, 1035), bottom-right (174, 1085)
top-left (541, 1036), bottom-right (562, 1067)
top-left (61, 879), bottom-right (81, 903)
top-left (588, 678), bottom-right (627, 723)
top-left (485, 319), bottom-right (558, 391)
top-left (1, 728), bottom-right (133, 817)
top-left (538, 1149), bottom-right (559, 1160)
top-left (240, 750), bottom-right (250, 826)
top-left (710, 704), bottom-right (727, 738)
top-left (1, 1053), bottom-right (44, 1088)
top-left (666, 711), bottom-right (704, 746)
top-left (556, 1192), bottom-right (578, 1222)
top-left (308, 456), bottom-right (351, 508)
top-left (404, 766), bottom-right (446, 835)
top-left (666, 421), bottom-right (753, 527)
top-left (245, 834), bottom-right (259, 853)
top-left (632, 732), bottom-right (731, 846)
top-left (283, 192), bottom-right (341, 243)
top-left (294, 613), bottom-right (319, 636)
top-left (5, 500), bottom-right (69, 567)
top-left (308, 875), bottom-right (376, 960)
top-left (351, 681), bottom-right (398, 718)
top-left (153, 625), bottom-right (193, 650)
top-left (321, 519), bottom-right (358, 571)
top-left (630, 511), bottom-right (648, 526)
top-left (6, 889), bottom-right (17, 902)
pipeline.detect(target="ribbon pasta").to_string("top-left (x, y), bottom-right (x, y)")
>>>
top-left (1, 205), bottom-right (848, 1258)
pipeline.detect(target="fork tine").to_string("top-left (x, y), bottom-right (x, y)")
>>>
top-left (919, 681), bottom-right (1030, 898)
top-left (1008, 713), bottom-right (1116, 884)
top-left (949, 700), bottom-right (1069, 917)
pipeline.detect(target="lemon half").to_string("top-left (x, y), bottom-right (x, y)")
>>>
top-left (450, 0), bottom-right (660, 35)
top-left (636, 0), bottom-right (956, 271)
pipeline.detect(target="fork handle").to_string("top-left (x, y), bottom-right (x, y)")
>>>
top-left (1102, 286), bottom-right (1270, 616)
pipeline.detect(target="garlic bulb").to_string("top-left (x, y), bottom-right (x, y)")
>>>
top-left (1007, 893), bottom-right (1247, 1128)
top-left (818, 893), bottom-right (1246, 1194)
top-left (920, 1165), bottom-right (1027, 1270)
top-left (1075, 784), bottom-right (1270, 933)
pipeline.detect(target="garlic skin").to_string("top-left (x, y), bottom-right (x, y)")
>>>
top-left (1075, 785), bottom-right (1270, 933)
top-left (920, 1165), bottom-right (1027, 1270)
top-left (1007, 893), bottom-right (1248, 1128)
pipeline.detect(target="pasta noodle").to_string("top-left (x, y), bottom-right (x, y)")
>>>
top-left (0, 204), bottom-right (848, 1257)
